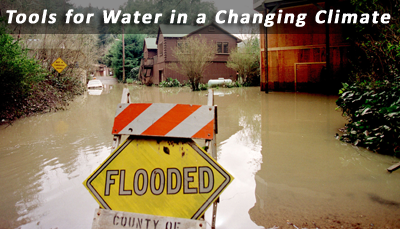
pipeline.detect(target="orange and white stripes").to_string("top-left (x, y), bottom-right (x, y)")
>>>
top-left (112, 103), bottom-right (215, 139)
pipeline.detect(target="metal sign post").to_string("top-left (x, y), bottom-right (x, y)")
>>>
top-left (111, 88), bottom-right (131, 151)
top-left (206, 89), bottom-right (219, 229)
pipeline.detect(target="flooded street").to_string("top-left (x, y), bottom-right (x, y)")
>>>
top-left (0, 84), bottom-right (399, 229)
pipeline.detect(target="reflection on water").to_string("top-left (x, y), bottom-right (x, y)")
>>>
top-left (208, 115), bottom-right (263, 228)
top-left (203, 88), bottom-right (264, 229)
top-left (0, 84), bottom-right (121, 228)
top-left (88, 88), bottom-right (103, 95)
top-left (0, 86), bottom-right (399, 229)
top-left (250, 92), bottom-right (400, 228)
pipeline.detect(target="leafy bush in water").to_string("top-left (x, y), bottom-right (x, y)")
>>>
top-left (336, 80), bottom-right (400, 156)
top-left (181, 80), bottom-right (191, 87)
top-left (198, 83), bottom-right (208, 91)
top-left (216, 81), bottom-right (256, 88)
top-left (159, 77), bottom-right (181, 87)
top-left (335, 0), bottom-right (400, 156)
top-left (225, 81), bottom-right (245, 88)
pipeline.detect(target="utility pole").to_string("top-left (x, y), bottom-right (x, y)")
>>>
top-left (122, 24), bottom-right (125, 83)
top-left (264, 6), bottom-right (269, 94)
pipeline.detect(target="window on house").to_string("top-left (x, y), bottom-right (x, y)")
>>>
top-left (177, 40), bottom-right (189, 53)
top-left (217, 42), bottom-right (229, 54)
top-left (177, 41), bottom-right (184, 49)
top-left (223, 42), bottom-right (228, 53)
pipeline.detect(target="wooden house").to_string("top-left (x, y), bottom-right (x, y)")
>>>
top-left (254, 0), bottom-right (349, 93)
top-left (140, 38), bottom-right (158, 85)
top-left (91, 64), bottom-right (111, 77)
top-left (139, 23), bottom-right (242, 85)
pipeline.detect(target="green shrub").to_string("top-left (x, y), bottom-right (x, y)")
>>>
top-left (0, 32), bottom-right (46, 121)
top-left (335, 0), bottom-right (400, 157)
top-left (159, 77), bottom-right (181, 87)
top-left (128, 67), bottom-right (139, 80)
top-left (126, 78), bottom-right (134, 84)
top-left (181, 80), bottom-right (191, 87)
top-left (199, 83), bottom-right (208, 90)
top-left (25, 74), bottom-right (84, 113)
top-left (224, 81), bottom-right (245, 88)
top-left (225, 82), bottom-right (235, 88)
top-left (336, 79), bottom-right (400, 156)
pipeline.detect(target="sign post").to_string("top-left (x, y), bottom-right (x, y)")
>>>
top-left (206, 89), bottom-right (219, 229)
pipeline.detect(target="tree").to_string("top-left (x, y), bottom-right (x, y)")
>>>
top-left (106, 34), bottom-right (145, 81)
top-left (169, 36), bottom-right (215, 91)
top-left (226, 34), bottom-right (260, 85)
top-left (347, 0), bottom-right (400, 82)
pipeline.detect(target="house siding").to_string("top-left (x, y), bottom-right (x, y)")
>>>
top-left (140, 23), bottom-right (240, 85)
top-left (258, 2), bottom-right (349, 92)
top-left (148, 49), bottom-right (157, 58)
top-left (144, 45), bottom-right (157, 59)
top-left (143, 43), bottom-right (149, 59)
top-left (157, 33), bottom-right (166, 64)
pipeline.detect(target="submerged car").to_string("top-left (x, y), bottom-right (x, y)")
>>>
top-left (87, 79), bottom-right (103, 89)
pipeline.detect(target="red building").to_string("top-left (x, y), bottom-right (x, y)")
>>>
top-left (254, 0), bottom-right (349, 93)
top-left (139, 23), bottom-right (242, 85)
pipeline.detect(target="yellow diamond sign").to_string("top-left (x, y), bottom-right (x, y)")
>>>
top-left (51, 57), bottom-right (68, 73)
top-left (83, 137), bottom-right (233, 219)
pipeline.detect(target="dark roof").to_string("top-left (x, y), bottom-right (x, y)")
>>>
top-left (254, 0), bottom-right (319, 12)
top-left (156, 22), bottom-right (242, 44)
top-left (159, 24), bottom-right (201, 38)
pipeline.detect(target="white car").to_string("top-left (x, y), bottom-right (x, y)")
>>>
top-left (87, 80), bottom-right (103, 88)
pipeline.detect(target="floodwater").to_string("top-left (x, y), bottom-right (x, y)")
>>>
top-left (0, 84), bottom-right (399, 229)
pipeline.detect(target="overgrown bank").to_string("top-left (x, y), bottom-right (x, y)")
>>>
top-left (0, 28), bottom-right (85, 124)
top-left (336, 0), bottom-right (400, 156)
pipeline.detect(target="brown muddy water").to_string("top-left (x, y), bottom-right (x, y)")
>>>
top-left (0, 84), bottom-right (399, 229)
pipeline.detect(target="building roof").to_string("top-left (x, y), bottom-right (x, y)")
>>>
top-left (158, 24), bottom-right (201, 38)
top-left (254, 0), bottom-right (316, 12)
top-left (144, 38), bottom-right (157, 49)
top-left (156, 23), bottom-right (242, 44)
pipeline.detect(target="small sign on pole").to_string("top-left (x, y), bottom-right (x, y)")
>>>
top-left (51, 57), bottom-right (68, 73)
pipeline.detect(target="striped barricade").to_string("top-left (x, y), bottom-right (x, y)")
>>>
top-left (112, 103), bottom-right (215, 140)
